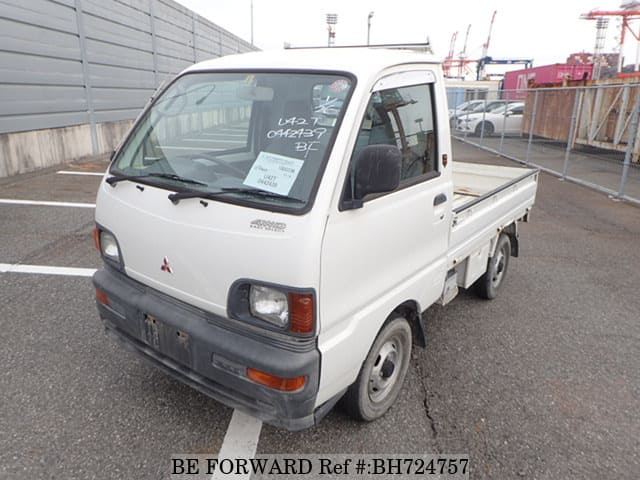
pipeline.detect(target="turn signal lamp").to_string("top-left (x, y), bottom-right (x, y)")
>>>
top-left (289, 293), bottom-right (315, 334)
top-left (247, 368), bottom-right (307, 392)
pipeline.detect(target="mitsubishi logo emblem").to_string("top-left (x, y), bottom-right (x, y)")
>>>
top-left (160, 257), bottom-right (173, 274)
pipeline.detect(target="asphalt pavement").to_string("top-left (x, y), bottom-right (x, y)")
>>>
top-left (1, 140), bottom-right (639, 479)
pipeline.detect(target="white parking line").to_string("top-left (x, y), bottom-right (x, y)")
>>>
top-left (211, 410), bottom-right (263, 480)
top-left (0, 199), bottom-right (95, 208)
top-left (57, 170), bottom-right (105, 176)
top-left (2, 246), bottom-right (263, 471)
top-left (0, 263), bottom-right (96, 277)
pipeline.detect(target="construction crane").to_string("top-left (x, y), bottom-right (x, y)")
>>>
top-left (473, 10), bottom-right (532, 80)
top-left (457, 24), bottom-right (472, 78)
top-left (476, 57), bottom-right (533, 80)
top-left (581, 5), bottom-right (640, 74)
top-left (478, 10), bottom-right (497, 80)
top-left (443, 31), bottom-right (458, 77)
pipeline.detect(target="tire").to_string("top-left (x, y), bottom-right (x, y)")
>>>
top-left (475, 121), bottom-right (494, 137)
top-left (475, 234), bottom-right (511, 300)
top-left (341, 315), bottom-right (412, 421)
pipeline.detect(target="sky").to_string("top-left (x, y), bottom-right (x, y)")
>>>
top-left (175, 0), bottom-right (637, 75)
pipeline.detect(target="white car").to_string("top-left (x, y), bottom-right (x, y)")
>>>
top-left (455, 102), bottom-right (525, 136)
top-left (448, 99), bottom-right (486, 126)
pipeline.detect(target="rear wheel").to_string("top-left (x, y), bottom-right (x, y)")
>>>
top-left (341, 315), bottom-right (412, 421)
top-left (475, 234), bottom-right (511, 299)
top-left (475, 121), bottom-right (494, 137)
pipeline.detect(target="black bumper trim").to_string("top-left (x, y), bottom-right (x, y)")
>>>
top-left (93, 267), bottom-right (324, 431)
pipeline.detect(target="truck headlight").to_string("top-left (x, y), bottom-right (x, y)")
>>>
top-left (249, 285), bottom-right (289, 327)
top-left (230, 283), bottom-right (316, 335)
top-left (100, 231), bottom-right (121, 262)
top-left (93, 226), bottom-right (122, 266)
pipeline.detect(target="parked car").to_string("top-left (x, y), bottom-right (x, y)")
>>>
top-left (455, 102), bottom-right (525, 136)
top-left (92, 49), bottom-right (538, 430)
top-left (448, 99), bottom-right (486, 126)
top-left (468, 99), bottom-right (519, 114)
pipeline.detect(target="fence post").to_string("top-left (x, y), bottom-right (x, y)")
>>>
top-left (562, 89), bottom-right (581, 179)
top-left (617, 90), bottom-right (640, 198)
top-left (525, 90), bottom-right (539, 166)
top-left (74, 0), bottom-right (99, 155)
top-left (499, 100), bottom-right (507, 154)
top-left (479, 101), bottom-right (487, 145)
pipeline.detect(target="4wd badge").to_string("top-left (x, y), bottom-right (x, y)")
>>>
top-left (250, 219), bottom-right (287, 233)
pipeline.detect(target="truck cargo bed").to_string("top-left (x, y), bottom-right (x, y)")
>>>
top-left (448, 162), bottom-right (539, 268)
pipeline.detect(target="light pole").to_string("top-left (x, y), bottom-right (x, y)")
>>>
top-left (326, 13), bottom-right (338, 47)
top-left (367, 11), bottom-right (374, 45)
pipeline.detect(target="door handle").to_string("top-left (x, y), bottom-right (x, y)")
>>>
top-left (433, 193), bottom-right (447, 206)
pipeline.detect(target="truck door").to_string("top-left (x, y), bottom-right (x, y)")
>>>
top-left (317, 70), bottom-right (452, 404)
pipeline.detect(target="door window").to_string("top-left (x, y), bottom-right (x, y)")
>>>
top-left (345, 82), bottom-right (438, 204)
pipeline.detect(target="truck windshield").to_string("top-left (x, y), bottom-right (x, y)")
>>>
top-left (110, 72), bottom-right (353, 212)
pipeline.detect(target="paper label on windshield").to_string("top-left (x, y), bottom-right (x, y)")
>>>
top-left (243, 152), bottom-right (304, 195)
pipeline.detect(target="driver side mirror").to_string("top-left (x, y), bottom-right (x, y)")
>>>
top-left (343, 144), bottom-right (401, 210)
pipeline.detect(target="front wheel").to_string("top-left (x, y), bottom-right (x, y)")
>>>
top-left (475, 234), bottom-right (511, 299)
top-left (475, 121), bottom-right (494, 137)
top-left (341, 315), bottom-right (412, 421)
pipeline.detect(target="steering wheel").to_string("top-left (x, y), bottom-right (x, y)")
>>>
top-left (181, 152), bottom-right (246, 178)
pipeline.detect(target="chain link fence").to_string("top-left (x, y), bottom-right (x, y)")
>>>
top-left (449, 84), bottom-right (640, 206)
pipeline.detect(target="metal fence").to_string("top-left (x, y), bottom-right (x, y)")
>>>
top-left (0, 0), bottom-right (256, 136)
top-left (449, 84), bottom-right (640, 206)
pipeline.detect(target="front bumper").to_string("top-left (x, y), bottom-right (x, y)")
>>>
top-left (455, 120), bottom-right (475, 133)
top-left (92, 267), bottom-right (330, 431)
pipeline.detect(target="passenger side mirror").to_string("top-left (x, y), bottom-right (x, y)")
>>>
top-left (345, 145), bottom-right (401, 209)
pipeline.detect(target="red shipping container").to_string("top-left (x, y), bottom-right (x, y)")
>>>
top-left (502, 64), bottom-right (593, 99)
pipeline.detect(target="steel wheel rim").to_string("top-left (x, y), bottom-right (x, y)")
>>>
top-left (491, 245), bottom-right (507, 287)
top-left (368, 336), bottom-right (403, 403)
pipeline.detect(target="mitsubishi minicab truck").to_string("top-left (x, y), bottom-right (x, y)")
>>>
top-left (92, 48), bottom-right (538, 430)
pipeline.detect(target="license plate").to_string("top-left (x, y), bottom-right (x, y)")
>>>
top-left (143, 314), bottom-right (192, 367)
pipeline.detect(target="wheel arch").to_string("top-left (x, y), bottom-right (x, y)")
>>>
top-left (391, 300), bottom-right (426, 348)
top-left (502, 222), bottom-right (519, 258)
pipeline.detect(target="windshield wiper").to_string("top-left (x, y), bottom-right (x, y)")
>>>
top-left (167, 187), bottom-right (305, 205)
top-left (106, 172), bottom-right (207, 187)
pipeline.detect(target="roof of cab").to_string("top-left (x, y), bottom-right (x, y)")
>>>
top-left (184, 48), bottom-right (441, 78)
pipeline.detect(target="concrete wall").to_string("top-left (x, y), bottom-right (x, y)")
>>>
top-left (0, 119), bottom-right (134, 177)
top-left (0, 0), bottom-right (257, 178)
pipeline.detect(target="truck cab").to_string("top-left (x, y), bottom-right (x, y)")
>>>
top-left (92, 48), bottom-right (537, 430)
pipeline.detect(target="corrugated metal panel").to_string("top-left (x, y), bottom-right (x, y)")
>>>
top-left (0, 18), bottom-right (81, 60)
top-left (0, 0), bottom-right (79, 35)
top-left (0, 85), bottom-right (88, 114)
top-left (154, 17), bottom-right (193, 45)
top-left (0, 0), bottom-right (257, 135)
top-left (89, 64), bottom-right (156, 89)
top-left (0, 51), bottom-right (85, 85)
top-left (92, 87), bottom-right (152, 110)
top-left (83, 13), bottom-right (152, 49)
top-left (81, 0), bottom-right (150, 33)
top-left (84, 39), bottom-right (155, 71)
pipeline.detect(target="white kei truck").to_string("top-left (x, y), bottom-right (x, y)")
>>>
top-left (92, 48), bottom-right (538, 430)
